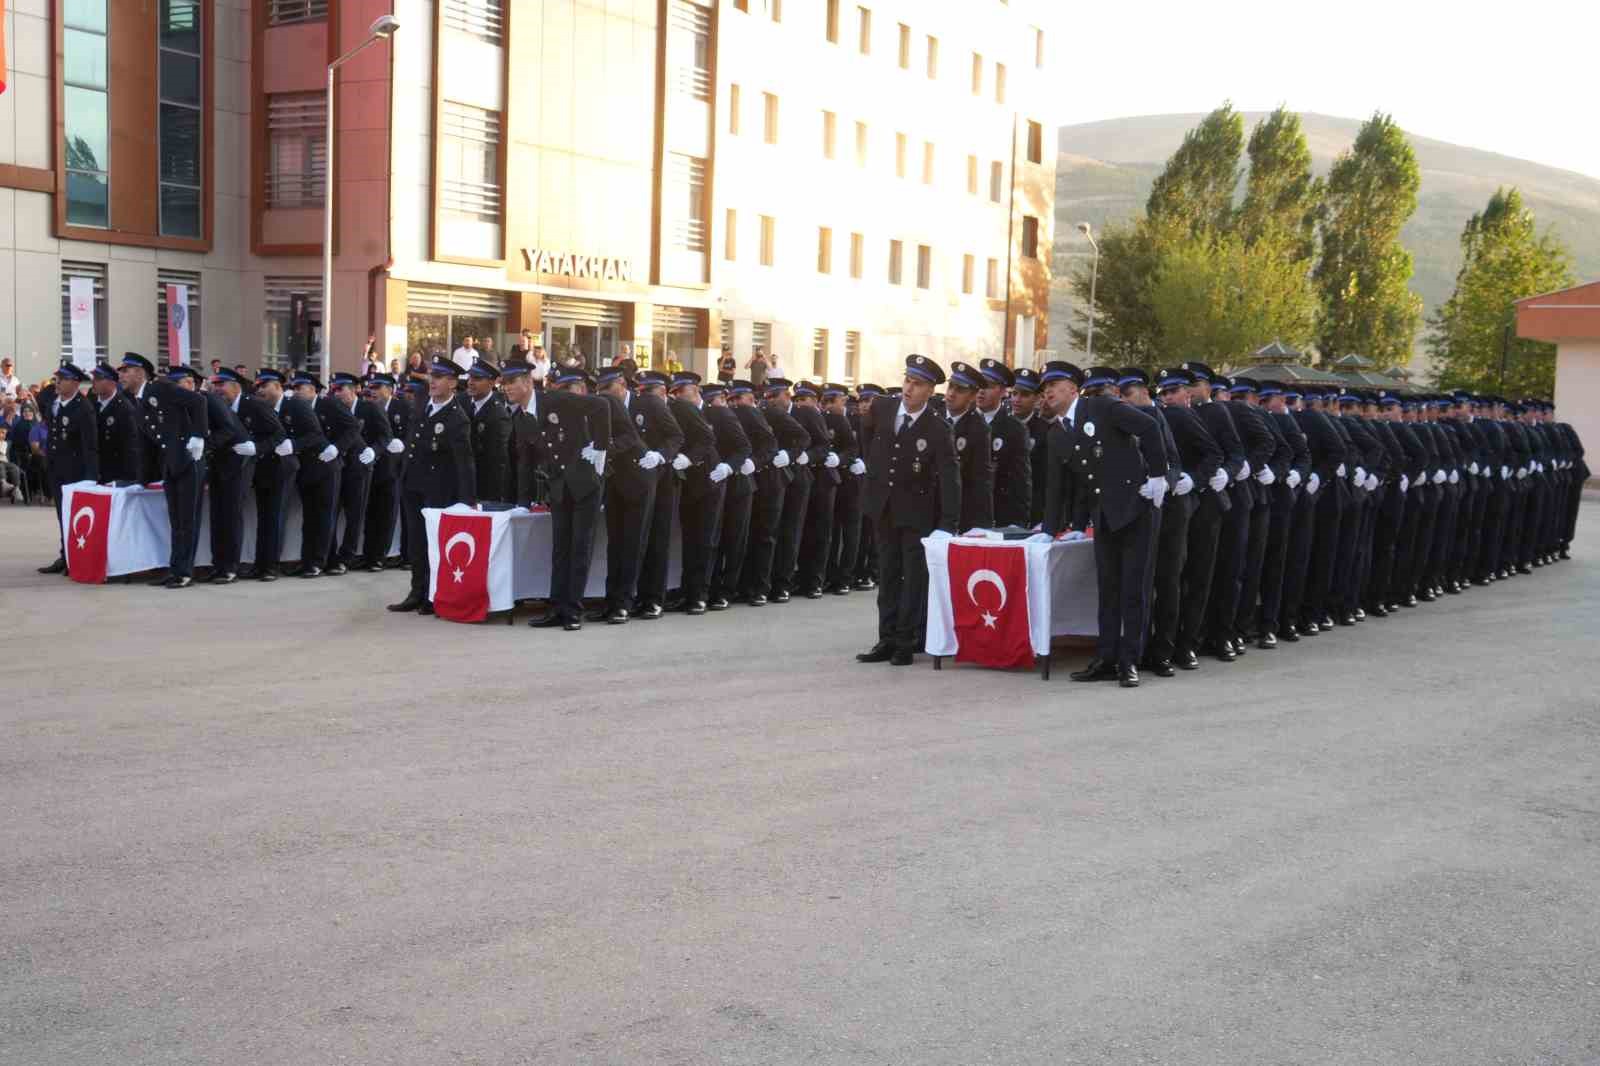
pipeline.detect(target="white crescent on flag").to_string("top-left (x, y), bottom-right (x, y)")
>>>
top-left (444, 530), bottom-right (477, 567)
top-left (72, 505), bottom-right (96, 548)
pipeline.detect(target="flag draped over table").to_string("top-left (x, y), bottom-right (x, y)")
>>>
top-left (424, 506), bottom-right (515, 622)
top-left (64, 488), bottom-right (112, 584)
top-left (948, 542), bottom-right (1033, 668)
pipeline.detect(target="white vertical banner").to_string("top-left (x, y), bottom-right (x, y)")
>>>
top-left (165, 284), bottom-right (191, 366)
top-left (68, 276), bottom-right (96, 371)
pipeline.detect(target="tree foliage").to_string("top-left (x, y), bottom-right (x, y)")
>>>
top-left (1427, 187), bottom-right (1573, 397)
top-left (1237, 107), bottom-right (1322, 259)
top-left (1145, 103), bottom-right (1244, 236)
top-left (1150, 228), bottom-right (1319, 365)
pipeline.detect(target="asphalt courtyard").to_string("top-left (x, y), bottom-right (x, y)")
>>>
top-left (3, 499), bottom-right (1598, 1065)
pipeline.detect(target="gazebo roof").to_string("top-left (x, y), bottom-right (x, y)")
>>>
top-left (1332, 353), bottom-right (1375, 369)
top-left (1252, 340), bottom-right (1303, 363)
top-left (1227, 362), bottom-right (1343, 383)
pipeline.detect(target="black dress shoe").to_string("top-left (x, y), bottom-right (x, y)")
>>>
top-left (1231, 638), bottom-right (1247, 656)
top-left (636, 603), bottom-right (664, 621)
top-left (585, 607), bottom-right (610, 622)
top-left (707, 597), bottom-right (730, 611)
top-left (1070, 658), bottom-right (1119, 682)
top-left (364, 562), bottom-right (386, 574)
top-left (1176, 649), bottom-right (1200, 670)
top-left (238, 565), bottom-right (257, 579)
top-left (212, 572), bottom-right (238, 586)
top-left (1417, 590), bottom-right (1435, 603)
top-left (1258, 632), bottom-right (1277, 649)
top-left (889, 649), bottom-right (915, 666)
top-left (163, 575), bottom-right (193, 589)
top-left (1336, 614), bottom-right (1356, 627)
top-left (771, 590), bottom-right (791, 604)
top-left (1370, 604), bottom-right (1389, 617)
top-left (856, 642), bottom-right (895, 663)
top-left (1279, 628), bottom-right (1299, 643)
top-left (746, 594), bottom-right (768, 607)
top-left (325, 562), bottom-right (349, 576)
top-left (853, 578), bottom-right (876, 591)
top-left (828, 585), bottom-right (851, 596)
top-left (1401, 594), bottom-right (1418, 607)
top-left (417, 602), bottom-right (435, 615)
top-left (1150, 659), bottom-right (1176, 678)
top-left (1353, 607), bottom-right (1366, 621)
top-left (300, 566), bottom-right (323, 579)
top-left (563, 619), bottom-right (583, 631)
top-left (1559, 549), bottom-right (1571, 560)
top-left (258, 570), bottom-right (279, 582)
top-left (686, 601), bottom-right (707, 616)
top-left (1518, 564), bottom-right (1533, 575)
top-left (282, 564), bottom-right (302, 576)
top-left (1319, 615), bottom-right (1336, 630)
top-left (1118, 664), bottom-right (1140, 688)
top-left (528, 612), bottom-right (565, 628)
top-left (803, 588), bottom-right (823, 599)
top-left (387, 595), bottom-right (423, 612)
top-left (607, 608), bottom-right (630, 625)
top-left (1207, 642), bottom-right (1236, 662)
top-left (1445, 582), bottom-right (1462, 594)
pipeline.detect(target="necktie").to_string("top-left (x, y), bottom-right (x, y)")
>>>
top-left (898, 414), bottom-right (910, 436)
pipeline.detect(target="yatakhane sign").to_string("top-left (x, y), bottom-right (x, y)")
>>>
top-left (519, 248), bottom-right (635, 283)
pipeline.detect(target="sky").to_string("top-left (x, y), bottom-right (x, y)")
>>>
top-left (1051, 0), bottom-right (1600, 181)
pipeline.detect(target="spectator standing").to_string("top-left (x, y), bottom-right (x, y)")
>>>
top-left (0, 358), bottom-right (19, 399)
top-left (479, 336), bottom-right (499, 366)
top-left (717, 346), bottom-right (737, 383)
top-left (452, 334), bottom-right (477, 366)
top-left (747, 347), bottom-right (770, 388)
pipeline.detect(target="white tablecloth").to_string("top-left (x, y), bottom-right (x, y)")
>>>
top-left (923, 534), bottom-right (1099, 657)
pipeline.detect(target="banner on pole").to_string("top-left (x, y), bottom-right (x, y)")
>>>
top-left (166, 284), bottom-right (191, 366)
top-left (68, 276), bottom-right (96, 370)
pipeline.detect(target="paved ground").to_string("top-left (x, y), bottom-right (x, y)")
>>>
top-left (3, 499), bottom-right (1599, 1065)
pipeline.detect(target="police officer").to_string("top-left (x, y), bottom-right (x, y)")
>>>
top-left (465, 358), bottom-right (512, 503)
top-left (1010, 368), bottom-right (1051, 526)
top-left (850, 383), bottom-right (884, 590)
top-left (248, 369), bottom-right (313, 581)
top-left (702, 381), bottom-right (755, 611)
top-left (943, 362), bottom-right (994, 533)
top-left (793, 380), bottom-right (846, 598)
top-left (205, 367), bottom-right (279, 584)
top-left (289, 372), bottom-right (360, 577)
top-left (593, 363), bottom-right (659, 624)
top-left (762, 378), bottom-right (817, 603)
top-left (1181, 363), bottom-right (1249, 659)
top-left (634, 369), bottom-right (688, 619)
top-left (1118, 367), bottom-right (1193, 677)
top-left (89, 362), bottom-right (141, 483)
top-left (728, 379), bottom-right (789, 607)
top-left (976, 359), bottom-right (1031, 528)
top-left (666, 370), bottom-right (729, 615)
top-left (1254, 382), bottom-right (1310, 645)
top-left (822, 383), bottom-right (866, 595)
top-left (35, 363), bottom-right (99, 576)
top-left (387, 355), bottom-right (476, 615)
top-left (125, 353), bottom-right (210, 587)
top-left (361, 374), bottom-right (412, 571)
top-left (328, 372), bottom-right (387, 575)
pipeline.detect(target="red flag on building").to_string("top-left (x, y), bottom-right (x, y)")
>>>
top-left (948, 542), bottom-right (1032, 669)
top-left (66, 490), bottom-right (112, 584)
top-left (432, 511), bottom-right (493, 622)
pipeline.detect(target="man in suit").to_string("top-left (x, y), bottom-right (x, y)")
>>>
top-left (465, 359), bottom-right (512, 503)
top-left (793, 381), bottom-right (848, 598)
top-left (119, 353), bottom-right (209, 587)
top-left (942, 362), bottom-right (995, 535)
top-left (387, 355), bottom-right (477, 615)
top-left (34, 363), bottom-right (99, 576)
top-left (822, 383), bottom-right (866, 596)
top-left (855, 355), bottom-right (961, 667)
top-left (505, 362), bottom-right (611, 630)
top-left (975, 359), bottom-right (1031, 528)
top-left (632, 369), bottom-right (688, 619)
top-left (88, 363), bottom-right (141, 483)
top-left (725, 380), bottom-right (788, 607)
top-left (592, 363), bottom-right (661, 624)
top-left (1044, 362), bottom-right (1168, 688)
top-left (326, 372), bottom-right (387, 574)
top-left (665, 371), bottom-right (734, 615)
top-left (762, 378), bottom-right (819, 604)
top-left (361, 374), bottom-right (411, 571)
top-left (289, 372), bottom-right (362, 577)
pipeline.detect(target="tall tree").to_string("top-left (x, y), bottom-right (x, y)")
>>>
top-left (1427, 187), bottom-right (1573, 397)
top-left (1066, 219), bottom-right (1167, 364)
top-left (1150, 228), bottom-right (1319, 366)
top-left (1237, 107), bottom-right (1322, 259)
top-left (1313, 113), bottom-right (1423, 367)
top-left (1145, 103), bottom-right (1244, 235)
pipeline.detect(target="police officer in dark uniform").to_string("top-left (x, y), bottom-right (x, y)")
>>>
top-left (328, 372), bottom-right (388, 574)
top-left (35, 363), bottom-right (99, 576)
top-left (633, 369), bottom-right (688, 619)
top-left (976, 359), bottom-right (1031, 528)
top-left (666, 370), bottom-right (729, 615)
top-left (856, 355), bottom-right (960, 667)
top-left (1227, 377), bottom-right (1290, 647)
top-left (1255, 382), bottom-right (1310, 644)
top-left (793, 380), bottom-right (847, 598)
top-left (1181, 363), bottom-right (1249, 659)
top-left (943, 362), bottom-right (994, 533)
top-left (125, 353), bottom-right (210, 587)
top-left (822, 383), bottom-right (865, 595)
top-left (361, 373), bottom-right (411, 571)
top-left (1117, 367), bottom-right (1191, 677)
top-left (592, 363), bottom-right (657, 624)
top-left (465, 359), bottom-right (512, 503)
top-left (702, 381), bottom-right (755, 610)
top-left (88, 362), bottom-right (141, 483)
top-left (248, 369), bottom-right (312, 580)
top-left (387, 355), bottom-right (476, 615)
top-left (726, 379), bottom-right (787, 607)
top-left (1010, 368), bottom-right (1051, 526)
top-left (205, 367), bottom-right (278, 584)
top-left (762, 378), bottom-right (817, 604)
top-left (850, 383), bottom-right (884, 590)
top-left (289, 372), bottom-right (360, 577)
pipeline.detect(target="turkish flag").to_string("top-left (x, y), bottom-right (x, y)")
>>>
top-left (432, 511), bottom-right (493, 622)
top-left (66, 490), bottom-right (112, 584)
top-left (949, 542), bottom-right (1032, 668)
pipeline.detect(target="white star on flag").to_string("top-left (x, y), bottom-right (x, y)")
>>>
top-left (981, 611), bottom-right (997, 628)
top-left (452, 567), bottom-right (464, 583)
top-left (77, 536), bottom-right (87, 549)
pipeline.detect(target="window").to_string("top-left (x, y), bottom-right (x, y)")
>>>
top-left (1022, 216), bottom-right (1040, 259)
top-left (668, 0), bottom-right (710, 99)
top-left (666, 153), bottom-right (707, 252)
top-left (720, 318), bottom-right (732, 351)
top-left (442, 0), bottom-right (504, 45)
top-left (844, 331), bottom-right (861, 381)
top-left (849, 232), bottom-right (863, 278)
top-left (733, 0), bottom-right (747, 9)
top-left (897, 23), bottom-right (910, 68)
top-left (855, 121), bottom-right (868, 167)
top-left (724, 208), bottom-right (737, 261)
top-left (895, 132), bottom-right (906, 178)
top-left (439, 101), bottom-right (503, 225)
top-left (971, 52), bottom-right (983, 95)
top-left (729, 84), bottom-right (741, 135)
top-left (1033, 25), bottom-right (1045, 69)
top-left (768, 0), bottom-right (781, 21)
top-left (916, 245), bottom-right (931, 289)
top-left (822, 110), bottom-right (837, 160)
top-left (63, 0), bottom-right (109, 226)
top-left (760, 215), bottom-right (775, 266)
top-left (995, 62), bottom-right (1007, 105)
top-left (817, 226), bottom-right (833, 274)
top-left (159, 0), bottom-right (203, 238)
top-left (266, 92), bottom-right (326, 208)
top-left (264, 276), bottom-right (323, 372)
top-left (825, 0), bottom-right (839, 42)
top-left (921, 141), bottom-right (934, 185)
top-left (1026, 120), bottom-right (1043, 164)
top-left (812, 328), bottom-right (829, 377)
top-left (888, 239), bottom-right (903, 285)
top-left (60, 262), bottom-right (108, 363)
top-left (962, 254), bottom-right (974, 295)
top-left (967, 155), bottom-right (978, 195)
top-left (990, 160), bottom-right (1004, 203)
top-left (925, 35), bottom-right (938, 78)
top-left (156, 269), bottom-right (201, 368)
top-left (763, 93), bottom-right (779, 144)
top-left (986, 257), bottom-right (999, 298)
top-left (857, 6), bottom-right (871, 54)
top-left (753, 321), bottom-right (772, 354)
top-left (268, 0), bottom-right (328, 25)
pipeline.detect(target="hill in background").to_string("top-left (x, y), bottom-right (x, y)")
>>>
top-left (1049, 113), bottom-right (1600, 370)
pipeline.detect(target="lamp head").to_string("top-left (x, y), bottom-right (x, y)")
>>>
top-left (369, 14), bottom-right (400, 37)
top-left (1076, 221), bottom-right (1092, 237)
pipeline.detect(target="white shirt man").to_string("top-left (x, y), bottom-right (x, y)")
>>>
top-left (0, 362), bottom-right (19, 399)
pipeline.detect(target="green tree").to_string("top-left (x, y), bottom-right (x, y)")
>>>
top-left (1066, 218), bottom-right (1167, 364)
top-left (1146, 103), bottom-right (1244, 235)
top-left (1427, 187), bottom-right (1573, 397)
top-left (1313, 113), bottom-right (1423, 367)
top-left (1150, 228), bottom-right (1319, 366)
top-left (1237, 106), bottom-right (1322, 259)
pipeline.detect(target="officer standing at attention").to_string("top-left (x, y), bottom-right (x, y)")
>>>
top-left (131, 353), bottom-right (210, 587)
top-left (591, 364), bottom-right (655, 624)
top-left (822, 383), bottom-right (866, 595)
top-left (792, 381), bottom-right (845, 598)
top-left (388, 355), bottom-right (476, 616)
top-left (761, 378), bottom-right (817, 604)
top-left (204, 367), bottom-right (276, 585)
top-left (634, 369), bottom-right (688, 620)
top-left (248, 369), bottom-right (319, 581)
top-left (465, 359), bottom-right (512, 503)
top-left (701, 381), bottom-right (756, 610)
top-left (666, 370), bottom-right (730, 615)
top-left (89, 363), bottom-right (141, 483)
top-left (847, 384), bottom-right (882, 591)
top-left (361, 374), bottom-right (412, 572)
top-left (328, 372), bottom-right (386, 575)
top-left (290, 372), bottom-right (360, 578)
top-left (729, 379), bottom-right (791, 607)
top-left (856, 355), bottom-right (961, 667)
top-left (1117, 367), bottom-right (1192, 678)
top-left (35, 363), bottom-right (99, 577)
top-left (976, 359), bottom-right (1031, 528)
top-left (943, 362), bottom-right (995, 533)
top-left (1009, 368), bottom-right (1051, 526)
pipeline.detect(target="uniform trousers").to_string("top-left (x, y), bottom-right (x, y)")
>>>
top-left (678, 483), bottom-right (726, 606)
top-left (875, 522), bottom-right (931, 653)
top-left (363, 473), bottom-right (402, 567)
top-left (1094, 507), bottom-right (1155, 668)
top-left (797, 473), bottom-right (837, 593)
top-left (165, 463), bottom-right (203, 578)
top-left (772, 467), bottom-right (813, 596)
top-left (605, 472), bottom-right (659, 611)
top-left (1176, 492), bottom-right (1225, 657)
top-left (1144, 492), bottom-right (1192, 663)
top-left (740, 470), bottom-right (787, 597)
top-left (1233, 489), bottom-right (1271, 639)
top-left (298, 466), bottom-right (342, 570)
top-left (1255, 484), bottom-right (1296, 636)
top-left (207, 456), bottom-right (254, 575)
top-left (1279, 487), bottom-right (1319, 626)
top-left (336, 462), bottom-right (374, 564)
top-left (827, 474), bottom-right (863, 590)
top-left (711, 483), bottom-right (755, 602)
top-left (638, 475), bottom-right (681, 609)
top-left (548, 492), bottom-right (601, 623)
top-left (254, 466), bottom-right (294, 573)
top-left (1205, 483), bottom-right (1251, 646)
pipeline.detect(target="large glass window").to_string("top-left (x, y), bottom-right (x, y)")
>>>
top-left (440, 102), bottom-right (503, 226)
top-left (159, 0), bottom-right (204, 237)
top-left (264, 276), bottom-right (323, 373)
top-left (266, 93), bottom-right (327, 208)
top-left (63, 0), bottom-right (109, 227)
top-left (267, 0), bottom-right (328, 26)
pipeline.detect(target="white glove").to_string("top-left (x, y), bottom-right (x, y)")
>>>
top-left (772, 450), bottom-right (791, 469)
top-left (1207, 468), bottom-right (1230, 493)
top-left (587, 448), bottom-right (607, 477)
top-left (740, 458), bottom-right (756, 476)
top-left (928, 529), bottom-right (953, 541)
top-left (1286, 469), bottom-right (1302, 490)
top-left (1307, 472), bottom-right (1321, 496)
top-left (274, 438), bottom-right (294, 457)
top-left (1337, 463), bottom-right (1347, 478)
top-left (1174, 472), bottom-right (1194, 496)
top-left (1500, 465), bottom-right (1510, 480)
top-left (639, 450), bottom-right (664, 470)
top-left (1236, 460), bottom-right (1251, 482)
top-left (1255, 466), bottom-right (1276, 487)
top-left (796, 450), bottom-right (810, 466)
top-left (232, 441), bottom-right (257, 457)
top-left (824, 451), bottom-right (840, 469)
top-left (1400, 474), bottom-right (1410, 493)
top-left (849, 458), bottom-right (866, 476)
top-left (1536, 461), bottom-right (1545, 474)
top-left (358, 447), bottom-right (375, 465)
top-left (386, 437), bottom-right (405, 454)
top-left (1432, 469), bottom-right (1446, 485)
top-left (1448, 469), bottom-right (1459, 485)
top-left (318, 444), bottom-right (339, 463)
top-left (1354, 466), bottom-right (1367, 485)
top-left (709, 462), bottom-right (732, 483)
top-left (1138, 475), bottom-right (1169, 509)
top-left (186, 436), bottom-right (204, 461)
top-left (1410, 475), bottom-right (1423, 492)
top-left (671, 452), bottom-right (691, 472)
top-left (1468, 461), bottom-right (1479, 476)
top-left (1365, 473), bottom-right (1378, 492)
top-left (1517, 466), bottom-right (1528, 480)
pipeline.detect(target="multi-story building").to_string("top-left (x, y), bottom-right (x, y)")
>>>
top-left (0, 0), bottom-right (1055, 387)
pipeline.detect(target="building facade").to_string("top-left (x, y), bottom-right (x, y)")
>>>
top-left (0, 0), bottom-right (1055, 386)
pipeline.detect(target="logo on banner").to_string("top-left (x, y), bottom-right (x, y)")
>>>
top-left (67, 491), bottom-right (112, 584)
top-left (949, 543), bottom-right (1031, 669)
top-left (433, 512), bottom-right (493, 622)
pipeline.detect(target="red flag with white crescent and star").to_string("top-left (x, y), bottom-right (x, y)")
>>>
top-left (948, 542), bottom-right (1032, 668)
top-left (432, 511), bottom-right (493, 622)
top-left (66, 489), bottom-right (112, 584)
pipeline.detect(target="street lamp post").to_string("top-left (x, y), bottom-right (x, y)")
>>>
top-left (1077, 221), bottom-right (1099, 362)
top-left (323, 15), bottom-right (400, 373)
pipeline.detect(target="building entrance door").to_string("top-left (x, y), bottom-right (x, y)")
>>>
top-left (545, 320), bottom-right (618, 372)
